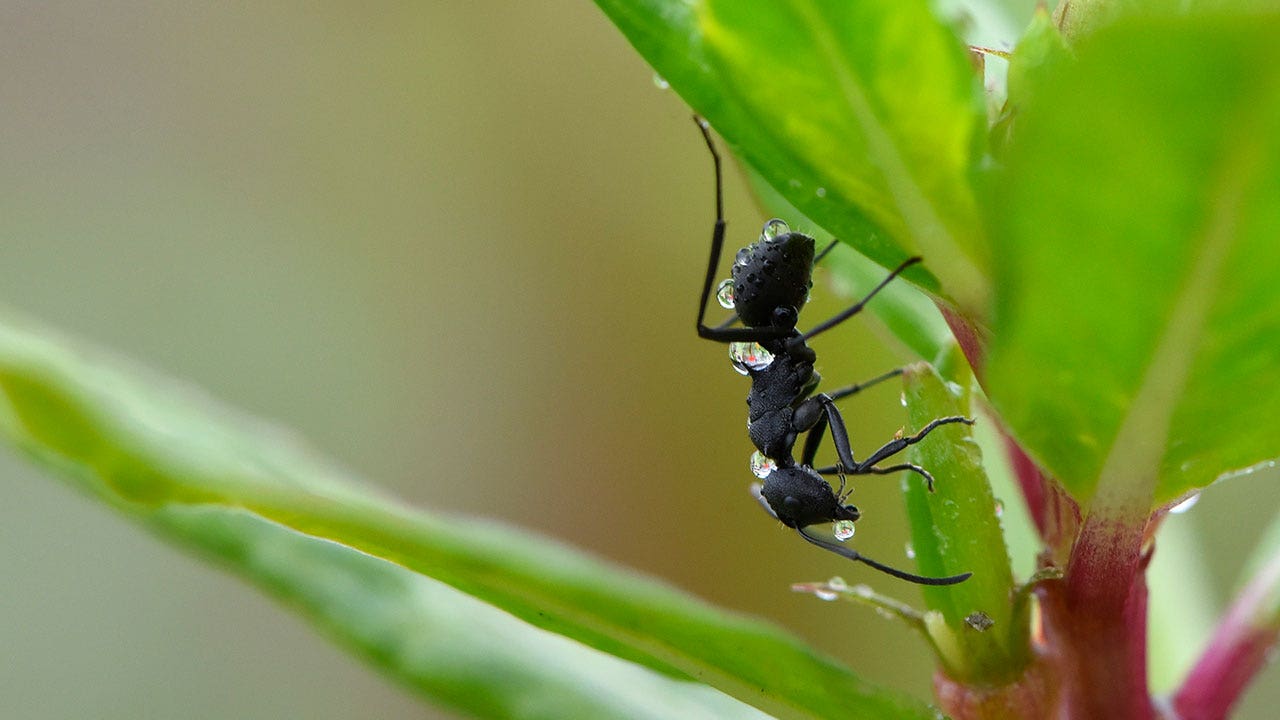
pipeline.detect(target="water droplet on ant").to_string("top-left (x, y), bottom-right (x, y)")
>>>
top-left (1169, 493), bottom-right (1200, 514)
top-left (760, 218), bottom-right (790, 242)
top-left (750, 451), bottom-right (776, 478)
top-left (904, 542), bottom-right (916, 559)
top-left (652, 73), bottom-right (670, 90)
top-left (728, 342), bottom-right (775, 374)
top-left (833, 519), bottom-right (856, 541)
top-left (734, 247), bottom-right (752, 267)
top-left (716, 279), bottom-right (735, 308)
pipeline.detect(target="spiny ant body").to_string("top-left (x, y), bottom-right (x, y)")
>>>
top-left (692, 116), bottom-right (972, 586)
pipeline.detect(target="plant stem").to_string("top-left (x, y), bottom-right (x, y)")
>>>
top-left (1040, 514), bottom-right (1154, 720)
top-left (1173, 553), bottom-right (1280, 720)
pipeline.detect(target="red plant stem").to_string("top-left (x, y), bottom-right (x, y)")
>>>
top-left (1043, 514), bottom-right (1154, 720)
top-left (1001, 435), bottom-right (1081, 566)
top-left (1173, 555), bottom-right (1280, 720)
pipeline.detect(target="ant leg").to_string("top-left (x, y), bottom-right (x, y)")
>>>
top-left (802, 256), bottom-right (922, 341)
top-left (861, 462), bottom-right (937, 491)
top-left (795, 526), bottom-right (971, 585)
top-left (692, 117), bottom-right (791, 344)
top-left (814, 239), bottom-right (839, 266)
top-left (826, 367), bottom-right (904, 403)
top-left (854, 416), bottom-right (974, 482)
top-left (794, 394), bottom-right (859, 471)
top-left (693, 116), bottom-right (730, 341)
top-left (807, 369), bottom-right (902, 471)
top-left (713, 313), bottom-right (740, 332)
top-left (799, 409), bottom-right (829, 467)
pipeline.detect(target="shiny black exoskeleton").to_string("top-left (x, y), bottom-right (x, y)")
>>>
top-left (692, 116), bottom-right (972, 586)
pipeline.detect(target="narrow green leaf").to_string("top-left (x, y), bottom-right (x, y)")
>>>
top-left (156, 505), bottom-right (771, 720)
top-left (902, 360), bottom-right (1021, 683)
top-left (595, 0), bottom-right (989, 311)
top-left (985, 16), bottom-right (1280, 511)
top-left (0, 313), bottom-right (940, 720)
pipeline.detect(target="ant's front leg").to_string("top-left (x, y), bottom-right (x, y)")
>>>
top-left (825, 367), bottom-right (903, 403)
top-left (802, 256), bottom-right (922, 341)
top-left (692, 117), bottom-right (792, 344)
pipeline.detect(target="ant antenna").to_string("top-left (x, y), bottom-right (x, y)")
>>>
top-left (795, 526), bottom-right (972, 586)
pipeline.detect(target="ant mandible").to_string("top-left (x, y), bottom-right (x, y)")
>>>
top-left (692, 116), bottom-right (972, 586)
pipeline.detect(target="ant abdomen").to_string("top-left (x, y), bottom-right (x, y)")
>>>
top-left (759, 466), bottom-right (856, 529)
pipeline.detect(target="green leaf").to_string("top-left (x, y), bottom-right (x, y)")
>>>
top-left (157, 506), bottom-right (771, 720)
top-left (902, 359), bottom-right (1021, 683)
top-left (985, 16), bottom-right (1280, 513)
top-left (0, 313), bottom-right (941, 720)
top-left (595, 0), bottom-right (990, 312)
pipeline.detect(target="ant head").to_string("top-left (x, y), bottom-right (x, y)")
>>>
top-left (730, 223), bottom-right (815, 328)
top-left (759, 465), bottom-right (843, 529)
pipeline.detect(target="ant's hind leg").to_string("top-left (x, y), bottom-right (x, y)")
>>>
top-left (861, 462), bottom-right (937, 491)
top-left (854, 416), bottom-right (975, 484)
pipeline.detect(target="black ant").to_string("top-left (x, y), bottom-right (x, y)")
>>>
top-left (692, 117), bottom-right (972, 586)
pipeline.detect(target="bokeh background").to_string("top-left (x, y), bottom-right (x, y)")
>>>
top-left (3, 3), bottom-right (1277, 719)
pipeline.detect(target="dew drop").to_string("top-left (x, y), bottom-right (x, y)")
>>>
top-left (904, 542), bottom-right (916, 559)
top-left (993, 499), bottom-right (1005, 518)
top-left (814, 589), bottom-right (839, 601)
top-left (815, 187), bottom-right (827, 198)
top-left (759, 218), bottom-right (790, 242)
top-left (833, 519), bottom-right (856, 541)
top-left (728, 342), bottom-right (775, 374)
top-left (750, 451), bottom-right (777, 479)
top-left (716, 279), bottom-right (735, 309)
top-left (1169, 493), bottom-right (1200, 515)
top-left (827, 576), bottom-right (847, 591)
top-left (900, 392), bottom-right (908, 407)
top-left (652, 73), bottom-right (670, 90)
top-left (734, 247), bottom-right (752, 267)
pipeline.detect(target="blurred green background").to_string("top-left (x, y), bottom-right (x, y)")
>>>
top-left (2, 3), bottom-right (1277, 719)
